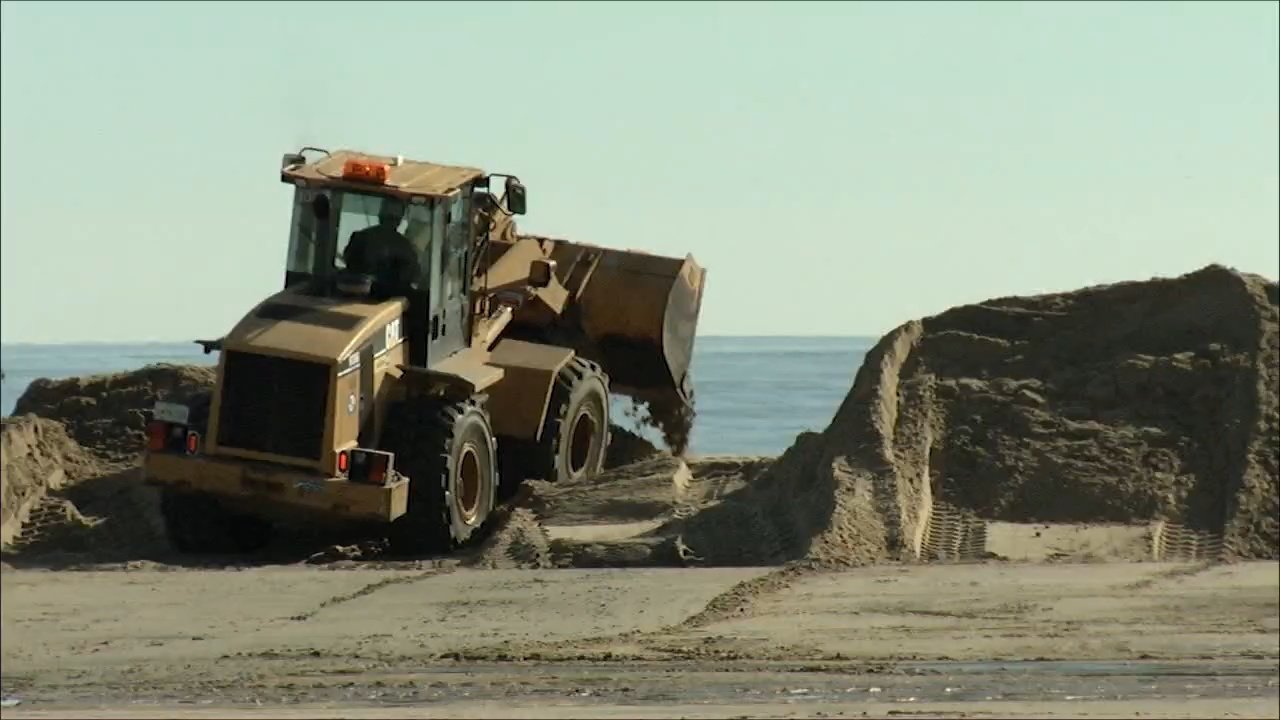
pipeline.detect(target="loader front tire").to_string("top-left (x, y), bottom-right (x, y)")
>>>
top-left (541, 357), bottom-right (610, 484)
top-left (384, 396), bottom-right (498, 555)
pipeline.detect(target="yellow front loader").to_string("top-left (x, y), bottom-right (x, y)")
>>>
top-left (141, 148), bottom-right (706, 555)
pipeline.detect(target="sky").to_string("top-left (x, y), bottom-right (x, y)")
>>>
top-left (1, 0), bottom-right (1277, 344)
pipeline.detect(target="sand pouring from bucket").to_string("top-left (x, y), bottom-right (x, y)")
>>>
top-left (568, 244), bottom-right (705, 453)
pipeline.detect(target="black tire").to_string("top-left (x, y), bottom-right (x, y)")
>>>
top-left (160, 489), bottom-right (273, 555)
top-left (539, 357), bottom-right (611, 484)
top-left (157, 392), bottom-right (273, 555)
top-left (383, 396), bottom-right (498, 555)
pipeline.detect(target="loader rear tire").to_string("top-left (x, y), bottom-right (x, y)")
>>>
top-left (157, 393), bottom-right (273, 555)
top-left (160, 489), bottom-right (273, 555)
top-left (541, 357), bottom-right (610, 484)
top-left (384, 396), bottom-right (498, 555)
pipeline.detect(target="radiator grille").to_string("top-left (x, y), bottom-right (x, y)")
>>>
top-left (216, 351), bottom-right (330, 461)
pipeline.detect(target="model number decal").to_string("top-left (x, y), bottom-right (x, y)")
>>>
top-left (338, 318), bottom-right (403, 378)
top-left (385, 318), bottom-right (402, 348)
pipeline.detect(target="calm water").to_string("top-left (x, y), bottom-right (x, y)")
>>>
top-left (0, 336), bottom-right (873, 456)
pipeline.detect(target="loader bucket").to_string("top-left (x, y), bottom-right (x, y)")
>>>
top-left (572, 247), bottom-right (705, 398)
top-left (512, 235), bottom-right (711, 448)
top-left (560, 244), bottom-right (705, 451)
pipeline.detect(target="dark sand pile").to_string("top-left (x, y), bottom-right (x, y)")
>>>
top-left (605, 424), bottom-right (664, 467)
top-left (664, 265), bottom-right (1278, 565)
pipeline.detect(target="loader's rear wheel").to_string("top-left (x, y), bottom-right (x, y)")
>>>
top-left (383, 396), bottom-right (498, 555)
top-left (157, 394), bottom-right (273, 555)
top-left (542, 357), bottom-right (610, 484)
top-left (160, 489), bottom-right (273, 555)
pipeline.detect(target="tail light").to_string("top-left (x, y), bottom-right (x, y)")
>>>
top-left (337, 450), bottom-right (350, 475)
top-left (146, 418), bottom-right (191, 453)
top-left (348, 449), bottom-right (394, 485)
top-left (146, 421), bottom-right (168, 451)
top-left (185, 431), bottom-right (201, 455)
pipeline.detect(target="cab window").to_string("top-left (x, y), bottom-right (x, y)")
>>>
top-left (332, 192), bottom-right (436, 289)
top-left (442, 194), bottom-right (470, 300)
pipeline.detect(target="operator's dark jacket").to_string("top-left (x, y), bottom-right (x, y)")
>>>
top-left (343, 225), bottom-right (420, 290)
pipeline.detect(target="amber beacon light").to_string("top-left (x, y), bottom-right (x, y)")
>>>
top-left (341, 158), bottom-right (390, 184)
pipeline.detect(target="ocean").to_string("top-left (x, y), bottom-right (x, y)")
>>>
top-left (0, 336), bottom-right (875, 457)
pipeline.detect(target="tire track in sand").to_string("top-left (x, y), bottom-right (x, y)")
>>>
top-left (286, 569), bottom-right (454, 622)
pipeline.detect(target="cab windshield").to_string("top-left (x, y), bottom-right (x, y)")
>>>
top-left (285, 188), bottom-right (438, 293)
top-left (334, 192), bottom-right (434, 281)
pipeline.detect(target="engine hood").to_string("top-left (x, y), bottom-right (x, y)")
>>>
top-left (221, 289), bottom-right (408, 366)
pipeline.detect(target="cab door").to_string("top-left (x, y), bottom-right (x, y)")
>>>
top-left (426, 192), bottom-right (471, 364)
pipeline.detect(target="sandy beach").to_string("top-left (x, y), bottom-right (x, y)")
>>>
top-left (2, 560), bottom-right (1276, 717)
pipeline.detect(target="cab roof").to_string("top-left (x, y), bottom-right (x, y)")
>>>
top-left (280, 149), bottom-right (486, 199)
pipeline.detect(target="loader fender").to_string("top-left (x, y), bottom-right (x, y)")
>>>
top-left (397, 347), bottom-right (505, 400)
top-left (484, 339), bottom-right (575, 440)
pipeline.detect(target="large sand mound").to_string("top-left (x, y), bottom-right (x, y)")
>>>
top-left (1, 413), bottom-right (167, 561)
top-left (13, 363), bottom-right (216, 462)
top-left (2, 364), bottom-right (216, 562)
top-left (666, 264), bottom-right (1278, 565)
top-left (2, 415), bottom-right (96, 546)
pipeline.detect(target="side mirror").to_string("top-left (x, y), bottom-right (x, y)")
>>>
top-left (529, 258), bottom-right (556, 289)
top-left (505, 179), bottom-right (527, 215)
top-left (281, 152), bottom-right (306, 170)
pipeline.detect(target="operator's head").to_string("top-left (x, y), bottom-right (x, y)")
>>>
top-left (378, 197), bottom-right (406, 228)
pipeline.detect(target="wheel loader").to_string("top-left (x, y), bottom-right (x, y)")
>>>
top-left (141, 147), bottom-right (706, 554)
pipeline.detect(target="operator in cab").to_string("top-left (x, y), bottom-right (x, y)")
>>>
top-left (342, 196), bottom-right (420, 295)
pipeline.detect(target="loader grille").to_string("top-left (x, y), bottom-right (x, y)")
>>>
top-left (216, 351), bottom-right (330, 461)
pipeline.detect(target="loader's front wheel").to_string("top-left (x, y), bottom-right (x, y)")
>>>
top-left (160, 489), bottom-right (273, 555)
top-left (542, 357), bottom-right (610, 484)
top-left (384, 396), bottom-right (498, 555)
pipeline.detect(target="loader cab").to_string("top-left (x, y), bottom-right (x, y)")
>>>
top-left (282, 186), bottom-right (474, 367)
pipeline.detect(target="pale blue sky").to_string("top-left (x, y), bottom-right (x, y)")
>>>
top-left (1, 0), bottom-right (1276, 343)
